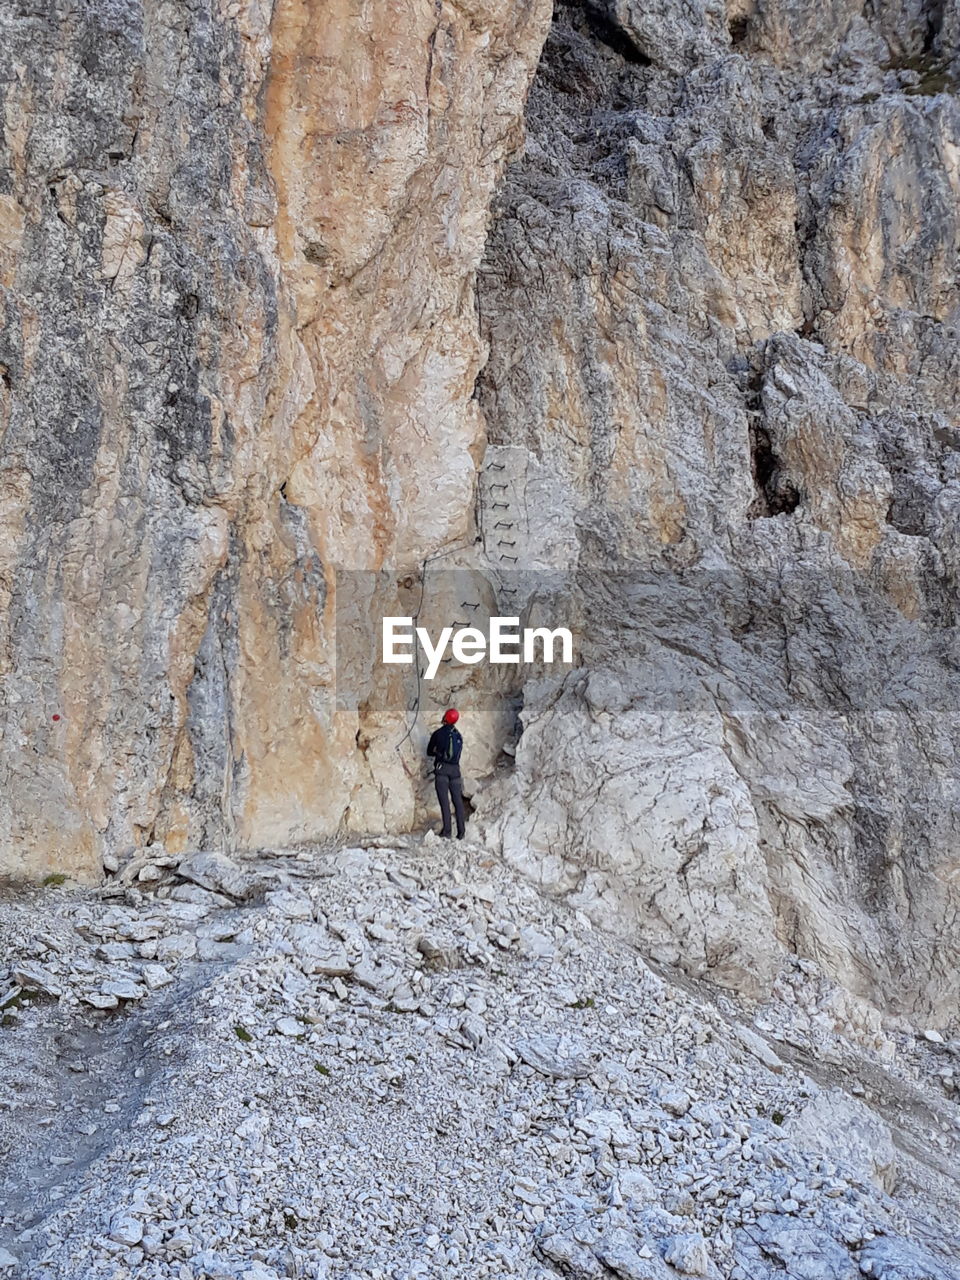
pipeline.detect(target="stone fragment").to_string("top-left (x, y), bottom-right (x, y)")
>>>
top-left (732, 1024), bottom-right (784, 1072)
top-left (192, 1252), bottom-right (240, 1279)
top-left (595, 1228), bottom-right (670, 1279)
top-left (109, 1214), bottom-right (144, 1246)
top-left (742, 1217), bottom-right (862, 1279)
top-left (100, 192), bottom-right (146, 286)
top-left (659, 1087), bottom-right (692, 1117)
top-left (140, 964), bottom-right (173, 990)
top-left (276, 1017), bottom-right (304, 1036)
top-left (98, 942), bottom-right (138, 962)
top-left (858, 1236), bottom-right (960, 1280)
top-left (264, 889), bottom-right (313, 919)
top-left (515, 1034), bottom-right (594, 1079)
top-left (177, 851), bottom-right (264, 901)
top-left (519, 925), bottom-right (555, 958)
top-left (101, 978), bottom-right (147, 1001)
top-left (661, 1233), bottom-right (721, 1279)
top-left (417, 934), bottom-right (463, 970)
top-left (197, 938), bottom-right (248, 963)
top-left (154, 933), bottom-right (198, 963)
top-left (784, 1090), bottom-right (896, 1192)
top-left (287, 923), bottom-right (351, 976)
top-left (81, 990), bottom-right (119, 1009)
top-left (619, 1169), bottom-right (659, 1205)
top-left (12, 963), bottom-right (62, 997)
top-left (166, 1228), bottom-right (193, 1257)
top-left (538, 1231), bottom-right (606, 1279)
top-left (170, 884), bottom-right (235, 908)
top-left (197, 918), bottom-right (241, 942)
top-left (113, 917), bottom-right (164, 942)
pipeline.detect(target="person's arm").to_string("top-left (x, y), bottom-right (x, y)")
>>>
top-left (426, 729), bottom-right (439, 758)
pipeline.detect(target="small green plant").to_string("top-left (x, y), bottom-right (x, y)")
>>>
top-left (314, 1062), bottom-right (331, 1076)
top-left (42, 873), bottom-right (68, 887)
top-left (772, 1110), bottom-right (785, 1126)
top-left (283, 1212), bottom-right (298, 1230)
top-left (234, 1025), bottom-right (253, 1043)
top-left (568, 996), bottom-right (596, 1010)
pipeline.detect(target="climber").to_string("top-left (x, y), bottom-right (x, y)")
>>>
top-left (427, 708), bottom-right (466, 840)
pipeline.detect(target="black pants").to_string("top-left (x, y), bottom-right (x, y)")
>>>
top-left (434, 764), bottom-right (465, 838)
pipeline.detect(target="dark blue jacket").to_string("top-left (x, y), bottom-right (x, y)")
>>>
top-left (427, 724), bottom-right (463, 771)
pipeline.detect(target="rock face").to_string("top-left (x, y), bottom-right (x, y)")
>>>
top-left (0, 0), bottom-right (550, 879)
top-left (471, 0), bottom-right (960, 1020)
top-left (1, 0), bottom-right (959, 1025)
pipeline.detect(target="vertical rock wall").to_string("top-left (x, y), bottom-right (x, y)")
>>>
top-left (2, 0), bottom-right (959, 1025)
top-left (0, 0), bottom-right (284, 877)
top-left (473, 0), bottom-right (960, 1020)
top-left (0, 0), bottom-right (551, 880)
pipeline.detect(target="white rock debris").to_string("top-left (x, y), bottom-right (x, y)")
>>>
top-left (0, 842), bottom-right (958, 1280)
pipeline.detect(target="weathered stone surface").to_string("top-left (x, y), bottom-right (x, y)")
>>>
top-left (0, 0), bottom-right (551, 880)
top-left (2, 840), bottom-right (959, 1277)
top-left (735, 1216), bottom-right (863, 1280)
top-left (11, 963), bottom-right (61, 998)
top-left (285, 923), bottom-right (350, 976)
top-left (858, 1236), bottom-right (960, 1280)
top-left (176, 851), bottom-right (263, 902)
top-left (515, 1032), bottom-right (595, 1079)
top-left (1, 0), bottom-right (959, 1037)
top-left (784, 1089), bottom-right (897, 1192)
top-left (470, 0), bottom-right (960, 1019)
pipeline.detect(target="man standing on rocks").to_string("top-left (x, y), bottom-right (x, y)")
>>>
top-left (427, 708), bottom-right (466, 840)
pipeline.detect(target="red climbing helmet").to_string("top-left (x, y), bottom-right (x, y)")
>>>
top-left (443, 708), bottom-right (460, 725)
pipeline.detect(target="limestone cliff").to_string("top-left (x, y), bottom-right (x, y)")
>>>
top-left (1, 0), bottom-right (959, 1028)
top-left (471, 0), bottom-right (960, 1023)
top-left (0, 0), bottom-right (550, 877)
